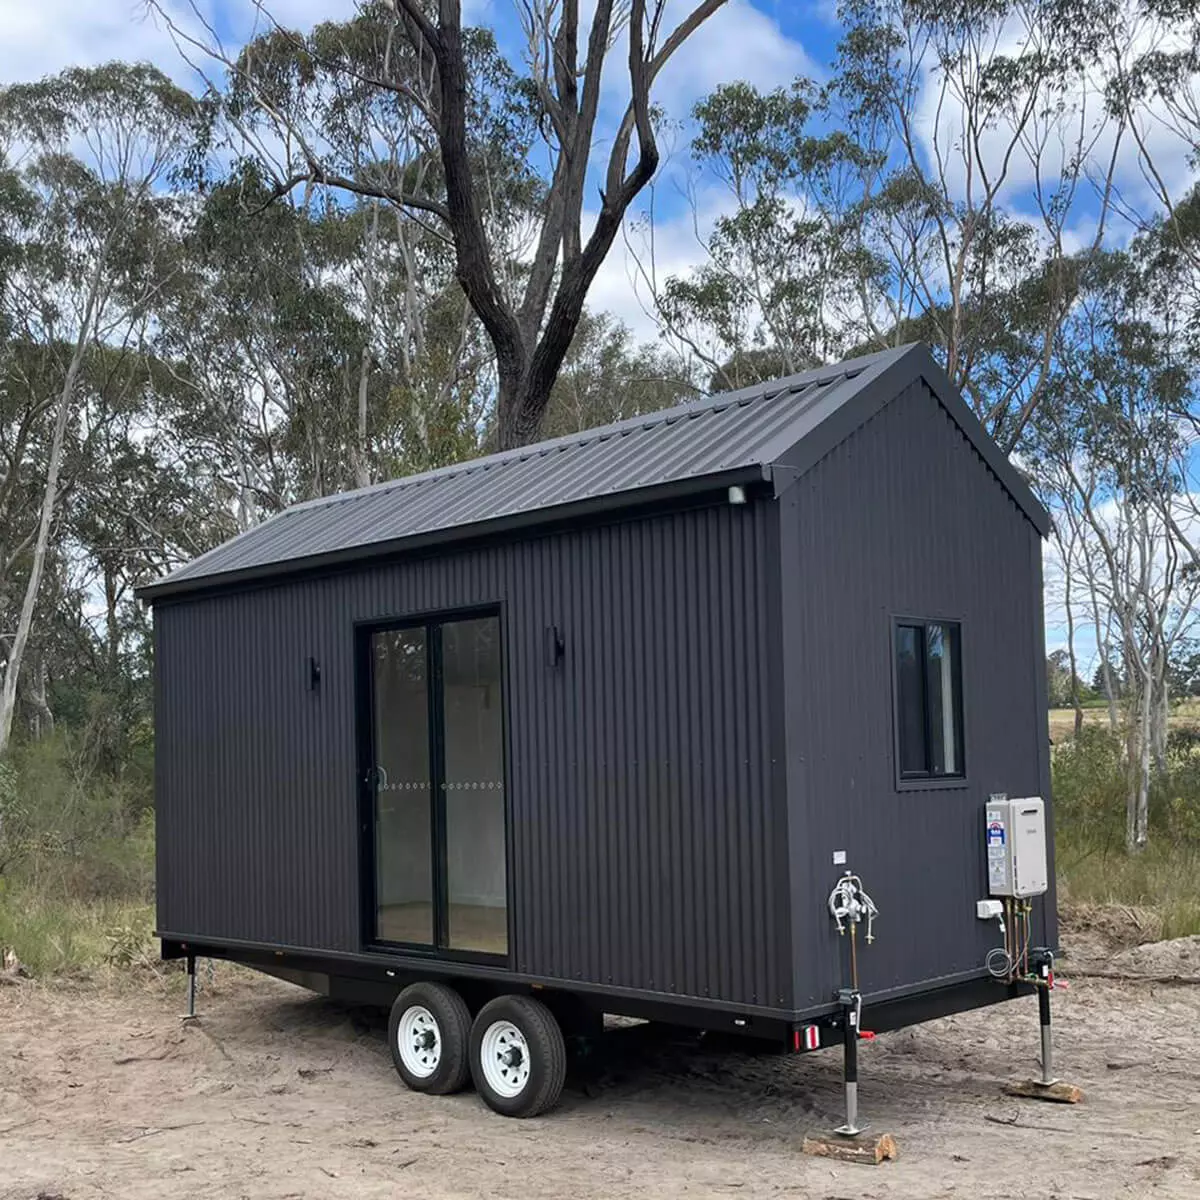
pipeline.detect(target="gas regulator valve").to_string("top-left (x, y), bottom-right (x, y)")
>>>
top-left (827, 871), bottom-right (879, 943)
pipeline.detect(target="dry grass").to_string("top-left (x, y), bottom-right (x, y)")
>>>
top-left (1048, 697), bottom-right (1200, 743)
top-left (1057, 841), bottom-right (1200, 941)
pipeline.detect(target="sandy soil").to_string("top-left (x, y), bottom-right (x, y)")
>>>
top-left (2, 953), bottom-right (1199, 1200)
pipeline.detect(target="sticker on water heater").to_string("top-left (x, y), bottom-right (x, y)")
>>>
top-left (987, 821), bottom-right (1006, 846)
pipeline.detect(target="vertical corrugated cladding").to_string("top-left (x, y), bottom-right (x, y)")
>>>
top-left (507, 500), bottom-right (788, 1008)
top-left (1030, 526), bottom-right (1058, 952)
top-left (781, 380), bottom-right (1049, 1010)
top-left (154, 496), bottom-right (790, 1011)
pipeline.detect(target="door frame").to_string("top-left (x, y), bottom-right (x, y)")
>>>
top-left (354, 603), bottom-right (511, 966)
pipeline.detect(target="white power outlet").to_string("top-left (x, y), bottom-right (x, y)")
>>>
top-left (976, 899), bottom-right (1004, 920)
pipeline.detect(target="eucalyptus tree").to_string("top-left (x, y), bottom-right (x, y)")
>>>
top-left (0, 63), bottom-right (203, 752)
top-left (151, 164), bottom-right (495, 531)
top-left (540, 308), bottom-right (697, 437)
top-left (154, 0), bottom-right (730, 447)
top-left (824, 0), bottom-right (1130, 449)
top-left (636, 0), bottom-right (1132, 434)
top-left (1029, 241), bottom-right (1200, 851)
top-left (155, 171), bottom-right (374, 516)
top-left (1102, 0), bottom-right (1200, 282)
top-left (633, 80), bottom-right (883, 390)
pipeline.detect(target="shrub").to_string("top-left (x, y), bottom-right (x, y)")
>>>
top-left (5, 735), bottom-right (154, 901)
top-left (0, 732), bottom-right (155, 976)
top-left (0, 758), bottom-right (31, 878)
top-left (1051, 725), bottom-right (1127, 858)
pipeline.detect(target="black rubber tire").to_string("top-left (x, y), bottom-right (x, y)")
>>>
top-left (388, 981), bottom-right (472, 1095)
top-left (469, 994), bottom-right (567, 1118)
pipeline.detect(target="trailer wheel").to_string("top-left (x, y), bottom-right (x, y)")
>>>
top-left (470, 995), bottom-right (566, 1118)
top-left (389, 981), bottom-right (472, 1095)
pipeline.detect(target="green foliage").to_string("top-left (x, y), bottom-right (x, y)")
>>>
top-left (0, 758), bottom-right (29, 877)
top-left (1054, 725), bottom-right (1200, 937)
top-left (0, 734), bottom-right (154, 976)
top-left (540, 310), bottom-right (696, 439)
top-left (0, 893), bottom-right (154, 978)
top-left (1055, 721), bottom-right (1200, 856)
top-left (1046, 650), bottom-right (1096, 708)
top-left (5, 735), bottom-right (154, 900)
top-left (1052, 725), bottom-right (1129, 857)
top-left (656, 78), bottom-right (879, 385)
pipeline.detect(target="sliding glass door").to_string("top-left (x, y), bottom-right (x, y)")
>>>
top-left (365, 613), bottom-right (507, 958)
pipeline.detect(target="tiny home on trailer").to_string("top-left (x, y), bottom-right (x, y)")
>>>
top-left (139, 343), bottom-right (1058, 1125)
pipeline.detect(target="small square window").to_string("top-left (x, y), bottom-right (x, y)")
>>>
top-left (894, 620), bottom-right (964, 781)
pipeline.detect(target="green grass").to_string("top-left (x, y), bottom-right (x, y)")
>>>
top-left (0, 886), bottom-right (156, 977)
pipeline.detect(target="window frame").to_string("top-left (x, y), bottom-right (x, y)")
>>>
top-left (890, 615), bottom-right (968, 791)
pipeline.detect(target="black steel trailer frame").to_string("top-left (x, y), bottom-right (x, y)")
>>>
top-left (162, 935), bottom-right (1035, 1050)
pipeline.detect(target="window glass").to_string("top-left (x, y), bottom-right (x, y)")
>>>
top-left (926, 623), bottom-right (960, 775)
top-left (442, 616), bottom-right (507, 955)
top-left (372, 628), bottom-right (433, 945)
top-left (895, 624), bottom-right (928, 776)
top-left (895, 619), bottom-right (963, 781)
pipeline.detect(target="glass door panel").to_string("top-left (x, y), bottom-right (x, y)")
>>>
top-left (441, 616), bottom-right (507, 954)
top-left (371, 627), bottom-right (434, 946)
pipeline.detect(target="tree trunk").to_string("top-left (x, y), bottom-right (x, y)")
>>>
top-left (0, 277), bottom-right (96, 754)
top-left (1063, 547), bottom-right (1084, 736)
top-left (1125, 670), bottom-right (1152, 854)
top-left (104, 564), bottom-right (121, 685)
top-left (351, 201), bottom-right (380, 490)
top-left (1101, 660), bottom-right (1119, 730)
top-left (26, 653), bottom-right (54, 739)
top-left (497, 368), bottom-right (550, 451)
top-left (353, 345), bottom-right (371, 488)
top-left (0, 369), bottom-right (78, 753)
top-left (1151, 667), bottom-right (1169, 777)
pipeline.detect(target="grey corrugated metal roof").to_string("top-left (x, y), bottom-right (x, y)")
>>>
top-left (139, 343), bottom-right (1048, 601)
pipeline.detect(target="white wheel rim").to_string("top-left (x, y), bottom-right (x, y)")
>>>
top-left (480, 1019), bottom-right (532, 1098)
top-left (398, 1005), bottom-right (441, 1079)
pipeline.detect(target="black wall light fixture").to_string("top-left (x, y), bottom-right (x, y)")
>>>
top-left (308, 657), bottom-right (322, 691)
top-left (545, 625), bottom-right (565, 669)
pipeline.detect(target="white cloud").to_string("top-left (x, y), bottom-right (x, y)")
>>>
top-left (0, 1), bottom-right (363, 87)
top-left (652, 0), bottom-right (819, 114)
top-left (584, 180), bottom-right (738, 343)
top-left (0, 1), bottom-right (189, 84)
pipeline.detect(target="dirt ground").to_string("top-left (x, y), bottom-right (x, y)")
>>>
top-left (3, 942), bottom-right (1199, 1200)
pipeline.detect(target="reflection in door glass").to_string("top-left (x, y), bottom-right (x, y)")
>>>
top-left (442, 617), bottom-right (507, 954)
top-left (372, 628), bottom-right (433, 945)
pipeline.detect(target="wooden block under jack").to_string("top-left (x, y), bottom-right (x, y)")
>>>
top-left (801, 1131), bottom-right (898, 1164)
top-left (1002, 1079), bottom-right (1084, 1104)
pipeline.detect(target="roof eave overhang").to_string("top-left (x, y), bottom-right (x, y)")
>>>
top-left (135, 463), bottom-right (771, 605)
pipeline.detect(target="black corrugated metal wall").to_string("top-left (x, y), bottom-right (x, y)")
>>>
top-left (155, 498), bottom-right (792, 1011)
top-left (780, 380), bottom-right (1055, 1011)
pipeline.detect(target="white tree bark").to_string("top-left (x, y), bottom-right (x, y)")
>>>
top-left (0, 276), bottom-right (98, 753)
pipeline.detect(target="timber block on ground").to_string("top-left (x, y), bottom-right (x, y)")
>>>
top-left (801, 1131), bottom-right (898, 1164)
top-left (1002, 1079), bottom-right (1084, 1104)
